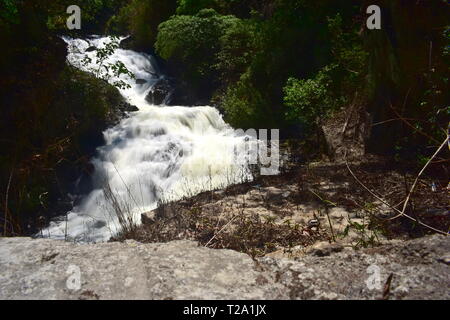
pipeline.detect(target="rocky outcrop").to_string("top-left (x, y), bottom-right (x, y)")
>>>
top-left (0, 235), bottom-right (448, 300)
top-left (167, 80), bottom-right (211, 106)
top-left (107, 100), bottom-right (139, 125)
top-left (260, 235), bottom-right (450, 300)
top-left (119, 36), bottom-right (135, 51)
top-left (135, 79), bottom-right (148, 85)
top-left (145, 78), bottom-right (173, 105)
top-left (144, 77), bottom-right (208, 107)
top-left (0, 238), bottom-right (285, 300)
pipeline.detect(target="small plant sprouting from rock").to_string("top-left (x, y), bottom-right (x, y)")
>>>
top-left (340, 217), bottom-right (382, 250)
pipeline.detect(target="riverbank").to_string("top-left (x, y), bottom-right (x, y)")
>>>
top-left (115, 150), bottom-right (449, 258)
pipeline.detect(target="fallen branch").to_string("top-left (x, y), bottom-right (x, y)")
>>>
top-left (389, 102), bottom-right (441, 145)
top-left (372, 118), bottom-right (430, 127)
top-left (394, 136), bottom-right (448, 221)
top-left (345, 156), bottom-right (448, 236)
top-left (204, 214), bottom-right (239, 248)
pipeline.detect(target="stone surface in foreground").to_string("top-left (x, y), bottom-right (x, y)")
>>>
top-left (0, 236), bottom-right (448, 300)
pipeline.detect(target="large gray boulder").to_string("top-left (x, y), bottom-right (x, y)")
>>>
top-left (260, 235), bottom-right (450, 300)
top-left (0, 235), bottom-right (448, 300)
top-left (0, 238), bottom-right (285, 300)
top-left (145, 78), bottom-right (173, 105)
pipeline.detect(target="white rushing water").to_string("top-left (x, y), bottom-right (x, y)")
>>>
top-left (43, 36), bottom-right (253, 242)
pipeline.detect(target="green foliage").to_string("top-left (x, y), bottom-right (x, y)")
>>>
top-left (281, 12), bottom-right (368, 131)
top-left (176, 0), bottom-right (218, 15)
top-left (283, 65), bottom-right (342, 130)
top-left (46, 0), bottom-right (128, 33)
top-left (54, 66), bottom-right (125, 145)
top-left (176, 0), bottom-right (257, 17)
top-left (156, 9), bottom-right (241, 92)
top-left (341, 218), bottom-right (381, 250)
top-left (105, 4), bottom-right (132, 35)
top-left (215, 0), bottom-right (358, 130)
top-left (107, 0), bottom-right (177, 50)
top-left (328, 15), bottom-right (366, 70)
top-left (443, 26), bottom-right (450, 57)
top-left (157, 1), bottom-right (341, 123)
top-left (81, 37), bottom-right (135, 89)
top-left (327, 13), bottom-right (368, 88)
top-left (0, 0), bottom-right (19, 24)
top-left (222, 72), bottom-right (269, 129)
top-left (216, 20), bottom-right (258, 84)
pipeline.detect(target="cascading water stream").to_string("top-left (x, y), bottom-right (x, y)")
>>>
top-left (43, 36), bottom-right (253, 242)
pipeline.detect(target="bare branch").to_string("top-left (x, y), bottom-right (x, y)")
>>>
top-left (345, 155), bottom-right (448, 236)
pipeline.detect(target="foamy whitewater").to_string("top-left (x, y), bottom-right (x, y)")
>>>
top-left (42, 36), bottom-right (253, 242)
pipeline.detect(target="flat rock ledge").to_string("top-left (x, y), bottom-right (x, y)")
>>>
top-left (0, 235), bottom-right (448, 300)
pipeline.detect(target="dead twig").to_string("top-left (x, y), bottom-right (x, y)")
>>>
top-left (309, 189), bottom-right (337, 242)
top-left (341, 92), bottom-right (358, 134)
top-left (382, 273), bottom-right (394, 300)
top-left (4, 168), bottom-right (14, 236)
top-left (392, 136), bottom-right (448, 221)
top-left (345, 157), bottom-right (448, 236)
top-left (372, 117), bottom-right (431, 127)
top-left (389, 102), bottom-right (441, 144)
top-left (204, 214), bottom-right (239, 248)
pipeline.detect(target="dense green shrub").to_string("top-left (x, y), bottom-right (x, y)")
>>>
top-left (156, 9), bottom-right (241, 96)
top-left (283, 65), bottom-right (342, 131)
top-left (53, 67), bottom-right (124, 147)
top-left (216, 0), bottom-right (341, 130)
top-left (0, 0), bottom-right (19, 25)
top-left (107, 0), bottom-right (177, 50)
top-left (221, 72), bottom-right (269, 129)
top-left (327, 14), bottom-right (368, 93)
top-left (176, 0), bottom-right (272, 18)
top-left (176, 0), bottom-right (219, 15)
top-left (282, 12), bottom-right (368, 133)
top-left (217, 20), bottom-right (258, 85)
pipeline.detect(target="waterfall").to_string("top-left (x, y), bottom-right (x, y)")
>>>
top-left (43, 36), bottom-right (252, 242)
